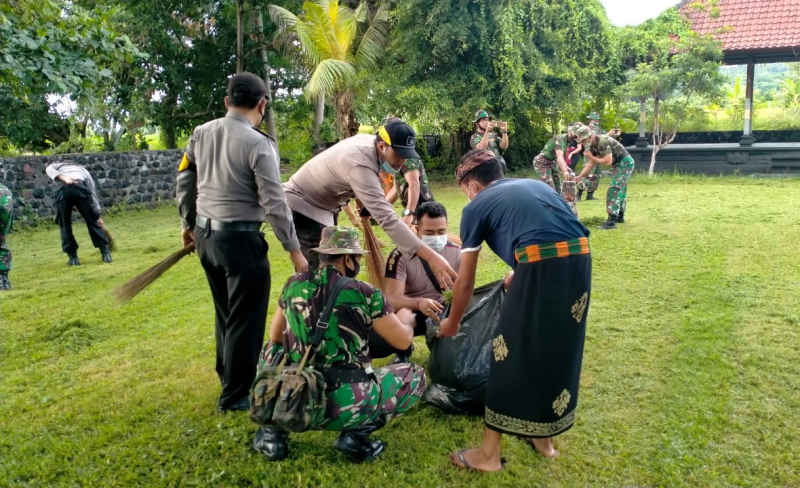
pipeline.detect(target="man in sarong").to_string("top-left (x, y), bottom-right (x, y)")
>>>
top-left (439, 149), bottom-right (592, 471)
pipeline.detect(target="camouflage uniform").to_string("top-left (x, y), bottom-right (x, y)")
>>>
top-left (532, 134), bottom-right (581, 215)
top-left (258, 265), bottom-right (426, 430)
top-left (588, 135), bottom-right (634, 217)
top-left (470, 110), bottom-right (507, 169)
top-left (578, 119), bottom-right (604, 196)
top-left (0, 184), bottom-right (12, 279)
top-left (394, 158), bottom-right (433, 211)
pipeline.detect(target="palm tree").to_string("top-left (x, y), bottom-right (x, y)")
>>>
top-left (269, 0), bottom-right (388, 146)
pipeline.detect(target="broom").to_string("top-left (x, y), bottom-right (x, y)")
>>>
top-left (360, 216), bottom-right (386, 291)
top-left (97, 218), bottom-right (117, 251)
top-left (114, 244), bottom-right (195, 303)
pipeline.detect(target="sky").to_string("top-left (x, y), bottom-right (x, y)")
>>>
top-left (599, 0), bottom-right (681, 26)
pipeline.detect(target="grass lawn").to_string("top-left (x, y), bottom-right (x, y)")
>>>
top-left (1, 173), bottom-right (799, 487)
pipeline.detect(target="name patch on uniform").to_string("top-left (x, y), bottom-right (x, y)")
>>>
top-left (385, 248), bottom-right (402, 279)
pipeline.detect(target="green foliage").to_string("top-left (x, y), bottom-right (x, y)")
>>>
top-left (0, 0), bottom-right (141, 151)
top-left (360, 0), bottom-right (620, 171)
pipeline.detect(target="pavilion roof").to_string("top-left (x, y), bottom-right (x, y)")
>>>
top-left (680, 0), bottom-right (800, 63)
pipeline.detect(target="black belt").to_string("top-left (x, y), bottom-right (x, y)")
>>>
top-left (196, 215), bottom-right (260, 232)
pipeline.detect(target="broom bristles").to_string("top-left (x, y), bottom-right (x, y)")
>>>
top-left (114, 244), bottom-right (195, 303)
top-left (103, 228), bottom-right (117, 252)
top-left (360, 217), bottom-right (386, 291)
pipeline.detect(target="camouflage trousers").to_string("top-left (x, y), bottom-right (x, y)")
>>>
top-left (261, 342), bottom-right (426, 431)
top-left (577, 166), bottom-right (600, 193)
top-left (533, 154), bottom-right (577, 216)
top-left (606, 156), bottom-right (635, 216)
top-left (533, 153), bottom-right (562, 194)
top-left (0, 186), bottom-right (12, 272)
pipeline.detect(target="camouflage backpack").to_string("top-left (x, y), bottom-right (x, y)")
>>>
top-left (249, 277), bottom-right (352, 432)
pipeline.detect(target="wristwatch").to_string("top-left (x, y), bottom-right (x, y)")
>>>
top-left (402, 208), bottom-right (412, 217)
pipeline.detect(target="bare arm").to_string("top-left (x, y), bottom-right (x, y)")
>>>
top-left (438, 250), bottom-right (479, 337)
top-left (372, 312), bottom-right (413, 350)
top-left (403, 169), bottom-right (421, 214)
top-left (476, 130), bottom-right (491, 150)
top-left (269, 306), bottom-right (288, 344)
top-left (500, 123), bottom-right (509, 150)
top-left (555, 148), bottom-right (572, 178)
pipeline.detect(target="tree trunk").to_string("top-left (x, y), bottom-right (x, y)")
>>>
top-left (649, 97), bottom-right (660, 176)
top-left (254, 6), bottom-right (277, 139)
top-left (334, 91), bottom-right (358, 138)
top-left (311, 94), bottom-right (325, 153)
top-left (236, 0), bottom-right (245, 73)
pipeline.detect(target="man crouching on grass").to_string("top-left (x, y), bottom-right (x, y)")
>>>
top-left (438, 149), bottom-right (592, 472)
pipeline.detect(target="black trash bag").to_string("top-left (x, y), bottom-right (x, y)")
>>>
top-left (424, 280), bottom-right (505, 415)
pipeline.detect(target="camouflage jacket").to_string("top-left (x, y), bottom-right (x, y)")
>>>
top-left (278, 266), bottom-right (391, 369)
top-left (540, 134), bottom-right (569, 161)
top-left (588, 134), bottom-right (630, 166)
top-left (470, 130), bottom-right (503, 158)
top-left (394, 158), bottom-right (433, 209)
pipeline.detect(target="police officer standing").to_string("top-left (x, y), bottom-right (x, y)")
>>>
top-left (176, 72), bottom-right (308, 412)
top-left (470, 109), bottom-right (508, 170)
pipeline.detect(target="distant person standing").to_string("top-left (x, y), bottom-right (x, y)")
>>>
top-left (45, 162), bottom-right (112, 265)
top-left (0, 183), bottom-right (13, 289)
top-left (470, 109), bottom-right (508, 170)
top-left (176, 72), bottom-right (308, 412)
top-left (576, 133), bottom-right (634, 229)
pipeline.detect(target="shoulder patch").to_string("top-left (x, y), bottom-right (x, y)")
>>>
top-left (178, 153), bottom-right (191, 172)
top-left (384, 248), bottom-right (403, 279)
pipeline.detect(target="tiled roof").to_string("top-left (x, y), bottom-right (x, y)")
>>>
top-left (680, 0), bottom-right (800, 52)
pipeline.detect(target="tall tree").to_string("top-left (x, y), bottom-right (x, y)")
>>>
top-left (0, 0), bottom-right (140, 150)
top-left (622, 8), bottom-right (723, 175)
top-left (269, 0), bottom-right (389, 145)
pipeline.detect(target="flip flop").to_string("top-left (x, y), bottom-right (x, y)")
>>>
top-left (521, 437), bottom-right (560, 459)
top-left (449, 449), bottom-right (504, 472)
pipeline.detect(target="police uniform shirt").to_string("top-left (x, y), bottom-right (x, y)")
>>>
top-left (384, 243), bottom-right (461, 302)
top-left (176, 111), bottom-right (300, 251)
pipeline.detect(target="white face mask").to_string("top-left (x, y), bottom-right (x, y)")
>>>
top-left (421, 234), bottom-right (448, 252)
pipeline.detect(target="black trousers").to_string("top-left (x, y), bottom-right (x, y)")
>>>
top-left (195, 225), bottom-right (271, 408)
top-left (56, 185), bottom-right (108, 255)
top-left (292, 210), bottom-right (336, 271)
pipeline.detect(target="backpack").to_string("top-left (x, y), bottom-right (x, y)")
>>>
top-left (249, 276), bottom-right (351, 432)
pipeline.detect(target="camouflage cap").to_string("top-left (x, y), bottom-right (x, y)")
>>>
top-left (311, 226), bottom-right (367, 255)
top-left (587, 112), bottom-right (600, 121)
top-left (573, 123), bottom-right (593, 144)
top-left (474, 109), bottom-right (490, 123)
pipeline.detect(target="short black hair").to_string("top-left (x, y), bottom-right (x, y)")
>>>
top-left (227, 72), bottom-right (266, 109)
top-left (414, 201), bottom-right (448, 223)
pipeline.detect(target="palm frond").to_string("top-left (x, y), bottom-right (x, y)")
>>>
top-left (268, 4), bottom-right (299, 33)
top-left (332, 2), bottom-right (357, 60)
top-left (304, 58), bottom-right (356, 100)
top-left (354, 2), bottom-right (389, 69)
top-left (353, 1), bottom-right (367, 23)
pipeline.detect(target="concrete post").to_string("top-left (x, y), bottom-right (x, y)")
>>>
top-left (635, 98), bottom-right (649, 147)
top-left (740, 61), bottom-right (756, 146)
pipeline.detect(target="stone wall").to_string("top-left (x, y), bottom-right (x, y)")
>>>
top-left (0, 150), bottom-right (182, 224)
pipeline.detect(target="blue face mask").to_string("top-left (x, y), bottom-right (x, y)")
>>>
top-left (381, 161), bottom-right (399, 175)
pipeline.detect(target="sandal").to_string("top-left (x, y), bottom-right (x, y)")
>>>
top-left (449, 449), bottom-right (504, 472)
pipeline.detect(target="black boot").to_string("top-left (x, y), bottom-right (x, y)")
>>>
top-left (601, 214), bottom-right (617, 230)
top-left (67, 254), bottom-right (80, 266)
top-left (0, 271), bottom-right (9, 290)
top-left (334, 415), bottom-right (387, 463)
top-left (253, 426), bottom-right (289, 461)
top-left (101, 246), bottom-right (113, 263)
top-left (617, 210), bottom-right (625, 224)
top-left (576, 188), bottom-right (583, 201)
top-left (586, 191), bottom-right (595, 200)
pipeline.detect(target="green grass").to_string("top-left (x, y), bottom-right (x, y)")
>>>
top-left (1, 174), bottom-right (799, 487)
